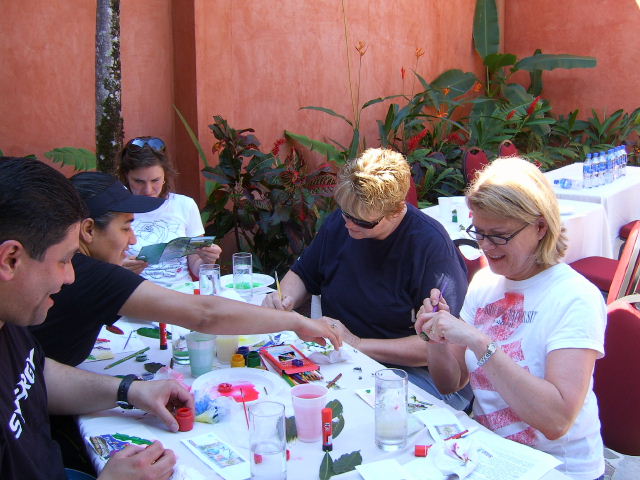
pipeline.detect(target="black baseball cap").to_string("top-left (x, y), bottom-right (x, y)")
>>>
top-left (84, 178), bottom-right (165, 218)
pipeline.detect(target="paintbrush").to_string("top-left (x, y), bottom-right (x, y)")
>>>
top-left (240, 387), bottom-right (249, 428)
top-left (104, 346), bottom-right (150, 370)
top-left (326, 372), bottom-right (342, 389)
top-left (122, 330), bottom-right (133, 351)
top-left (420, 278), bottom-right (450, 342)
top-left (275, 271), bottom-right (283, 302)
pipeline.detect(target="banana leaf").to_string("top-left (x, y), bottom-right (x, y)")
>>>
top-left (473, 0), bottom-right (499, 58)
top-left (284, 130), bottom-right (342, 163)
top-left (431, 69), bottom-right (478, 98)
top-left (515, 54), bottom-right (596, 72)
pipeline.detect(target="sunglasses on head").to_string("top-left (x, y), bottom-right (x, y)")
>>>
top-left (126, 137), bottom-right (166, 152)
top-left (341, 209), bottom-right (384, 229)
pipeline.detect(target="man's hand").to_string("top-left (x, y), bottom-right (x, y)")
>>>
top-left (319, 317), bottom-right (361, 348)
top-left (262, 291), bottom-right (295, 311)
top-left (127, 380), bottom-right (194, 433)
top-left (98, 441), bottom-right (175, 480)
top-left (122, 256), bottom-right (148, 275)
top-left (294, 316), bottom-right (343, 349)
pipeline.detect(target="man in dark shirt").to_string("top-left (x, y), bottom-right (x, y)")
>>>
top-left (0, 157), bottom-right (193, 480)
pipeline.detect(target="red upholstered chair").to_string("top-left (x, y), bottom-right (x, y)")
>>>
top-left (498, 139), bottom-right (519, 157)
top-left (453, 238), bottom-right (488, 282)
top-left (569, 221), bottom-right (640, 303)
top-left (593, 299), bottom-right (640, 455)
top-left (618, 220), bottom-right (639, 256)
top-left (406, 176), bottom-right (418, 207)
top-left (462, 147), bottom-right (489, 185)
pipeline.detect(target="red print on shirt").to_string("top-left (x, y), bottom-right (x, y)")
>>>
top-left (470, 292), bottom-right (539, 446)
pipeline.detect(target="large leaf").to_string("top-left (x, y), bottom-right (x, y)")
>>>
top-left (473, 0), bottom-right (499, 58)
top-left (319, 452), bottom-right (335, 480)
top-left (173, 105), bottom-right (210, 167)
top-left (332, 451), bottom-right (363, 475)
top-left (431, 69), bottom-right (478, 98)
top-left (284, 130), bottom-right (342, 163)
top-left (45, 147), bottom-right (96, 171)
top-left (483, 53), bottom-right (517, 73)
top-left (361, 94), bottom-right (404, 110)
top-left (515, 54), bottom-right (596, 72)
top-left (301, 106), bottom-right (353, 127)
top-left (503, 83), bottom-right (533, 106)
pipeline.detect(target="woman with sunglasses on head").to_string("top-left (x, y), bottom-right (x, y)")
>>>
top-left (263, 148), bottom-right (472, 410)
top-left (415, 157), bottom-right (605, 479)
top-left (117, 136), bottom-right (221, 288)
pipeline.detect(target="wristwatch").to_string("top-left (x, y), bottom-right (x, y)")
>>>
top-left (116, 374), bottom-right (138, 409)
top-left (476, 342), bottom-right (497, 368)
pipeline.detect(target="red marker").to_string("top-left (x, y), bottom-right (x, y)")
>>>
top-left (322, 407), bottom-right (333, 452)
top-left (444, 429), bottom-right (469, 441)
top-left (159, 323), bottom-right (168, 350)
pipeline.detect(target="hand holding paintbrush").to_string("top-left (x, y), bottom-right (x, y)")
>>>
top-left (418, 278), bottom-right (449, 342)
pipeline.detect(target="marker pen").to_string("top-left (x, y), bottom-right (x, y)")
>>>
top-left (322, 407), bottom-right (333, 452)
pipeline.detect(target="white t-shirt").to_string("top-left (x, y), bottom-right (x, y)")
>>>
top-left (460, 263), bottom-right (605, 480)
top-left (128, 193), bottom-right (205, 289)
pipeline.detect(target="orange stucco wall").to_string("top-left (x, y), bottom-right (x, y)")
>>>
top-left (504, 0), bottom-right (640, 117)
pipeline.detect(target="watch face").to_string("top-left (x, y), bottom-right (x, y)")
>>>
top-left (116, 401), bottom-right (134, 410)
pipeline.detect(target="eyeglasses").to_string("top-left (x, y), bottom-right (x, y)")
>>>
top-left (125, 137), bottom-right (166, 152)
top-left (466, 223), bottom-right (529, 245)
top-left (341, 210), bottom-right (384, 229)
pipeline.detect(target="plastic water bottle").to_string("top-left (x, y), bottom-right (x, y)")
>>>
top-left (583, 153), bottom-right (593, 188)
top-left (620, 145), bottom-right (628, 177)
top-left (591, 153), bottom-right (601, 186)
top-left (597, 152), bottom-right (607, 186)
top-left (604, 149), bottom-right (614, 184)
top-left (553, 178), bottom-right (583, 190)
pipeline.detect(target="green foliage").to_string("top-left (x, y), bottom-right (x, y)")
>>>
top-left (199, 116), bottom-right (336, 274)
top-left (325, 399), bottom-right (345, 438)
top-left (45, 147), bottom-right (97, 171)
top-left (285, 415), bottom-right (297, 442)
top-left (319, 451), bottom-right (362, 480)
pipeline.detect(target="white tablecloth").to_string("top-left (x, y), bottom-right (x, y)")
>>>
top-left (545, 164), bottom-right (640, 255)
top-left (423, 196), bottom-right (613, 263)
top-left (77, 318), bottom-right (569, 480)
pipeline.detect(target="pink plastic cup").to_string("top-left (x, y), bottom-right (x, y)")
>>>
top-left (290, 384), bottom-right (328, 442)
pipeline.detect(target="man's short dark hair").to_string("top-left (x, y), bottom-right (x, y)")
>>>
top-left (0, 157), bottom-right (87, 260)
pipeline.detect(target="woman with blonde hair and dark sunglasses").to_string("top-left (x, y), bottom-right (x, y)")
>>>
top-left (117, 137), bottom-right (221, 288)
top-left (263, 148), bottom-right (472, 410)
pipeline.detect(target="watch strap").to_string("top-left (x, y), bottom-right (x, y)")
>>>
top-left (116, 374), bottom-right (138, 409)
top-left (476, 342), bottom-right (497, 368)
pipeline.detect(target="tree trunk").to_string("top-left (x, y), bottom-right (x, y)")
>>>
top-left (95, 0), bottom-right (123, 174)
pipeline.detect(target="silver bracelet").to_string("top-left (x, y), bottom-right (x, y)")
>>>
top-left (476, 341), bottom-right (497, 368)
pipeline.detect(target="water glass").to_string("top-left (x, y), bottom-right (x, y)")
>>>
top-left (232, 252), bottom-right (253, 300)
top-left (249, 401), bottom-right (287, 480)
top-left (170, 325), bottom-right (190, 366)
top-left (375, 368), bottom-right (408, 451)
top-left (199, 263), bottom-right (221, 296)
top-left (215, 334), bottom-right (239, 365)
top-left (290, 384), bottom-right (328, 442)
top-left (185, 332), bottom-right (216, 377)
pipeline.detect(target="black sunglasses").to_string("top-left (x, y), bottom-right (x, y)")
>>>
top-left (126, 137), bottom-right (166, 152)
top-left (341, 210), bottom-right (384, 229)
top-left (466, 223), bottom-right (529, 245)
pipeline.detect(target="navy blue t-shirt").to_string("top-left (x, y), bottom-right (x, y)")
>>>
top-left (291, 205), bottom-right (468, 339)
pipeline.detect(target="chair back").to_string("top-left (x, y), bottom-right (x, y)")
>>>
top-left (462, 147), bottom-right (489, 185)
top-left (593, 299), bottom-right (640, 455)
top-left (608, 221), bottom-right (640, 303)
top-left (453, 238), bottom-right (488, 282)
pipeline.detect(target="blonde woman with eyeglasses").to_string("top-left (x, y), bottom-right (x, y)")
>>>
top-left (415, 157), bottom-right (605, 479)
top-left (117, 137), bottom-right (221, 288)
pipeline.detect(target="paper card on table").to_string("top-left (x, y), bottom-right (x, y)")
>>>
top-left (87, 430), bottom-right (154, 463)
top-left (85, 341), bottom-right (115, 362)
top-left (355, 388), bottom-right (375, 408)
top-left (403, 430), bottom-right (561, 480)
top-left (355, 459), bottom-right (417, 480)
top-left (413, 407), bottom-right (466, 442)
top-left (182, 432), bottom-right (250, 480)
top-left (136, 236), bottom-right (216, 264)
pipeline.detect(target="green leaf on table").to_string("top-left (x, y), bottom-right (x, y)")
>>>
top-left (319, 452), bottom-right (335, 480)
top-left (331, 451), bottom-right (363, 475)
top-left (285, 415), bottom-right (297, 442)
top-left (136, 327), bottom-right (171, 339)
top-left (332, 415), bottom-right (345, 439)
top-left (325, 399), bottom-right (343, 417)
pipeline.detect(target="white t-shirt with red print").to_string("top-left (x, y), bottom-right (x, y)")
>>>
top-left (460, 263), bottom-right (605, 480)
top-left (128, 193), bottom-right (205, 289)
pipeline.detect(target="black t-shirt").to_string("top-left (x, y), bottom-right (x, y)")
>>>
top-left (0, 324), bottom-right (65, 480)
top-left (29, 253), bottom-right (145, 366)
top-left (291, 205), bottom-right (468, 339)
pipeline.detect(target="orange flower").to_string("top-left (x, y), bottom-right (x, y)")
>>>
top-left (472, 82), bottom-right (483, 93)
top-left (442, 87), bottom-right (451, 96)
top-left (401, 67), bottom-right (406, 80)
top-left (355, 41), bottom-right (367, 57)
top-left (415, 47), bottom-right (425, 59)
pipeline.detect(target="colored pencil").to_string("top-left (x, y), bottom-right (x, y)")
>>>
top-left (281, 373), bottom-right (296, 387)
top-left (104, 346), bottom-right (150, 370)
top-left (326, 372), bottom-right (342, 389)
top-left (275, 271), bottom-right (283, 301)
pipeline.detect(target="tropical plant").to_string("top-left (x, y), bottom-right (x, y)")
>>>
top-left (198, 116), bottom-right (336, 274)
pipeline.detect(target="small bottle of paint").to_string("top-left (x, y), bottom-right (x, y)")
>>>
top-left (230, 353), bottom-right (246, 368)
top-left (175, 407), bottom-right (194, 432)
top-left (247, 351), bottom-right (262, 368)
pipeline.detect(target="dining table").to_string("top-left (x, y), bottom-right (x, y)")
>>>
top-left (76, 287), bottom-right (570, 480)
top-left (423, 195), bottom-right (613, 263)
top-left (544, 164), bottom-right (640, 255)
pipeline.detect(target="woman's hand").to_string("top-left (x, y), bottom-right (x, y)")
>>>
top-left (122, 255), bottom-right (148, 275)
top-left (195, 244), bottom-right (221, 264)
top-left (320, 317), bottom-right (361, 349)
top-left (415, 307), bottom-right (482, 347)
